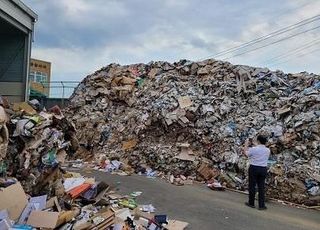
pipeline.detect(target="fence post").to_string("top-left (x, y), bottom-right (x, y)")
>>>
top-left (61, 81), bottom-right (65, 107)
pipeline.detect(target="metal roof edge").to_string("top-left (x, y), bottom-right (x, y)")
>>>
top-left (11, 0), bottom-right (38, 21)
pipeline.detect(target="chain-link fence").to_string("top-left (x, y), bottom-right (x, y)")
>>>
top-left (43, 81), bottom-right (80, 98)
top-left (29, 81), bottom-right (80, 108)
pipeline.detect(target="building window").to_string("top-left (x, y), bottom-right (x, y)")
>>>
top-left (29, 71), bottom-right (35, 82)
top-left (36, 74), bottom-right (42, 82)
top-left (29, 71), bottom-right (47, 83)
top-left (36, 72), bottom-right (47, 82)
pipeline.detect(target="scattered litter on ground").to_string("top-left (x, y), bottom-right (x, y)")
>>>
top-left (0, 170), bottom-right (187, 229)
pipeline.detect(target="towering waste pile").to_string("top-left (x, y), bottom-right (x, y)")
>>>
top-left (65, 59), bottom-right (320, 205)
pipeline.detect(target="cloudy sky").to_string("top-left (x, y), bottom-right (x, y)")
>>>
top-left (23, 0), bottom-right (320, 87)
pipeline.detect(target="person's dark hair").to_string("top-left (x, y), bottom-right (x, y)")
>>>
top-left (257, 135), bottom-right (267, 145)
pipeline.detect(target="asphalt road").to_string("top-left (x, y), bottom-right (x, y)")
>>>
top-left (78, 169), bottom-right (320, 230)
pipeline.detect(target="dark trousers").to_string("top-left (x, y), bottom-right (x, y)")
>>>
top-left (248, 165), bottom-right (267, 208)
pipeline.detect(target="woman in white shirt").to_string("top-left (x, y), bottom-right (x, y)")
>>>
top-left (243, 135), bottom-right (270, 210)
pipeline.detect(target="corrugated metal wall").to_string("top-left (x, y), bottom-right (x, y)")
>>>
top-left (0, 16), bottom-right (28, 102)
top-left (0, 34), bottom-right (25, 82)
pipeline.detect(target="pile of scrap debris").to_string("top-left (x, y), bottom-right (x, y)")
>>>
top-left (0, 98), bottom-right (78, 196)
top-left (65, 59), bottom-right (320, 206)
top-left (0, 98), bottom-right (185, 229)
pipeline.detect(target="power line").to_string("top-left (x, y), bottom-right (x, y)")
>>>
top-left (262, 38), bottom-right (320, 65)
top-left (199, 14), bottom-right (320, 60)
top-left (177, 2), bottom-right (316, 60)
top-left (221, 24), bottom-right (320, 61)
top-left (270, 47), bottom-right (320, 67)
top-left (203, 14), bottom-right (320, 59)
top-left (268, 47), bottom-right (320, 68)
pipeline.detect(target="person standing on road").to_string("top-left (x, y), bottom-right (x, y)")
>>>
top-left (243, 135), bottom-right (270, 210)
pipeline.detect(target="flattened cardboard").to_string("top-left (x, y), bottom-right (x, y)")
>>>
top-left (121, 76), bottom-right (136, 85)
top-left (73, 222), bottom-right (92, 230)
top-left (56, 209), bottom-right (80, 227)
top-left (133, 206), bottom-right (155, 220)
top-left (93, 218), bottom-right (114, 230)
top-left (12, 102), bottom-right (36, 115)
top-left (88, 209), bottom-right (115, 230)
top-left (175, 147), bottom-right (195, 162)
top-left (26, 211), bottom-right (59, 229)
top-left (115, 208), bottom-right (132, 221)
top-left (167, 220), bottom-right (189, 230)
top-left (122, 139), bottom-right (138, 150)
top-left (0, 182), bottom-right (28, 221)
top-left (108, 193), bottom-right (124, 200)
top-left (178, 96), bottom-right (192, 109)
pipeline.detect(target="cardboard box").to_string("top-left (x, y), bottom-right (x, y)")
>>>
top-left (0, 182), bottom-right (28, 221)
top-left (18, 195), bottom-right (47, 224)
top-left (197, 163), bottom-right (214, 180)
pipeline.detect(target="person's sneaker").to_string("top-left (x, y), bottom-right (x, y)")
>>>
top-left (245, 202), bottom-right (255, 208)
top-left (258, 206), bottom-right (267, 210)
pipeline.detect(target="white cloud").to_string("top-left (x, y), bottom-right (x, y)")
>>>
top-left (59, 0), bottom-right (91, 16)
top-left (25, 0), bottom-right (320, 84)
top-left (222, 0), bottom-right (320, 72)
top-left (32, 47), bottom-right (104, 80)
